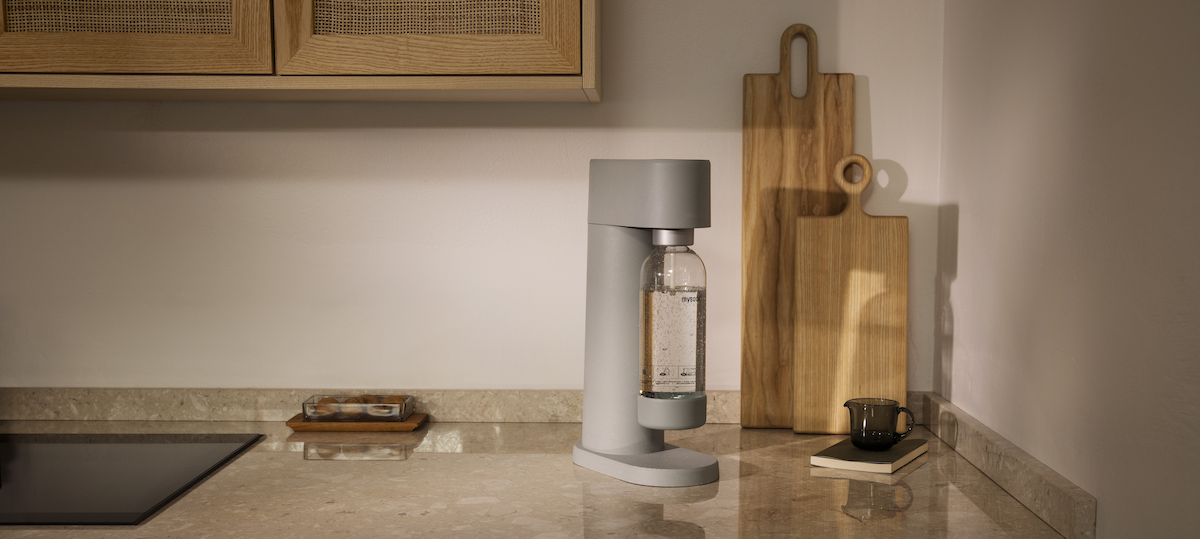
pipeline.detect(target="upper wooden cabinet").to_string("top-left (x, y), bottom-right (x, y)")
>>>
top-left (0, 0), bottom-right (273, 73)
top-left (0, 0), bottom-right (599, 101)
top-left (275, 0), bottom-right (580, 75)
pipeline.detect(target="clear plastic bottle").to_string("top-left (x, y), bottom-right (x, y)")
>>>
top-left (639, 235), bottom-right (706, 400)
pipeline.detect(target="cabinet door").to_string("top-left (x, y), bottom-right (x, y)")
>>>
top-left (0, 0), bottom-right (272, 73)
top-left (275, 0), bottom-right (580, 75)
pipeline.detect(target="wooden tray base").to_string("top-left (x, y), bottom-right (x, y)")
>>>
top-left (286, 413), bottom-right (428, 432)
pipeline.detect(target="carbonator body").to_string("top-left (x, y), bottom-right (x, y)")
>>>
top-left (572, 159), bottom-right (718, 487)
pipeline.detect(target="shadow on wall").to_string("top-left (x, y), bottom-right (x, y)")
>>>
top-left (855, 74), bottom-right (946, 395)
top-left (855, 159), bottom-right (956, 402)
top-left (934, 204), bottom-right (958, 400)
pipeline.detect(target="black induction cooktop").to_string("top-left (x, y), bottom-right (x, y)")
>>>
top-left (0, 433), bottom-right (261, 525)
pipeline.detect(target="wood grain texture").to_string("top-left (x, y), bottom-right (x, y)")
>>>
top-left (286, 413), bottom-right (428, 432)
top-left (274, 0), bottom-right (313, 73)
top-left (793, 155), bottom-right (908, 434)
top-left (0, 0), bottom-right (272, 74)
top-left (0, 1), bottom-right (597, 100)
top-left (0, 74), bottom-right (593, 101)
top-left (741, 24), bottom-right (854, 428)
top-left (582, 0), bottom-right (600, 102)
top-left (275, 0), bottom-right (580, 75)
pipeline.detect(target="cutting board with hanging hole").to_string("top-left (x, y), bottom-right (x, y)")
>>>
top-left (741, 24), bottom-right (855, 428)
top-left (793, 154), bottom-right (907, 434)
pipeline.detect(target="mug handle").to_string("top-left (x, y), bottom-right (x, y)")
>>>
top-left (896, 407), bottom-right (915, 441)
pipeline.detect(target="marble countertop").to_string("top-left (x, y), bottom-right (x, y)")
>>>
top-left (0, 420), bottom-right (1062, 538)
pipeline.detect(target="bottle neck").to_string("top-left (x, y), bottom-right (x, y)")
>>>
top-left (651, 228), bottom-right (694, 246)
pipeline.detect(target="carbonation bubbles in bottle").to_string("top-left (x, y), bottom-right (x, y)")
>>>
top-left (640, 244), bottom-right (706, 399)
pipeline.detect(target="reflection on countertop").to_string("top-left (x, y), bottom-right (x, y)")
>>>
top-left (0, 421), bottom-right (1062, 538)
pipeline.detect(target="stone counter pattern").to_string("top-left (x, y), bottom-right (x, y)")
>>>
top-left (0, 422), bottom-right (1063, 539)
top-left (0, 388), bottom-right (930, 425)
top-left (0, 389), bottom-right (1090, 538)
top-left (924, 393), bottom-right (1096, 539)
top-left (0, 388), bottom-right (591, 423)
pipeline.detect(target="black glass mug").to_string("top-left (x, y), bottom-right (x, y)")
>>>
top-left (845, 398), bottom-right (914, 451)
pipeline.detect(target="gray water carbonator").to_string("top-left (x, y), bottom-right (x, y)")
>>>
top-left (572, 159), bottom-right (720, 487)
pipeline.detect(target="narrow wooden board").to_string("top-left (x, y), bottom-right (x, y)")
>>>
top-left (793, 155), bottom-right (907, 434)
top-left (286, 413), bottom-right (428, 432)
top-left (742, 24), bottom-right (855, 428)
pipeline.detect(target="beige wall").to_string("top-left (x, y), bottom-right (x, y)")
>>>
top-left (938, 0), bottom-right (1200, 536)
top-left (0, 1), bottom-right (945, 391)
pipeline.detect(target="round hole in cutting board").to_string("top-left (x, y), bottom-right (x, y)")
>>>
top-left (790, 35), bottom-right (808, 99)
top-left (843, 163), bottom-right (865, 183)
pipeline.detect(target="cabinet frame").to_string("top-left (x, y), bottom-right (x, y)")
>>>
top-left (275, 0), bottom-right (580, 75)
top-left (0, 0), bottom-right (273, 74)
top-left (0, 0), bottom-right (600, 101)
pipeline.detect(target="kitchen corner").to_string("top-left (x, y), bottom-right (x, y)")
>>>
top-left (3, 0), bottom-right (1193, 536)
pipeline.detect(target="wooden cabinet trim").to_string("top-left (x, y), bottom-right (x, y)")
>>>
top-left (0, 0), bottom-right (272, 74)
top-left (582, 0), bottom-right (598, 102)
top-left (0, 73), bottom-right (591, 101)
top-left (0, 0), bottom-right (599, 101)
top-left (274, 0), bottom-right (312, 73)
top-left (275, 0), bottom-right (581, 76)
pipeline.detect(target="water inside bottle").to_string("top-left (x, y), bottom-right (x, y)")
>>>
top-left (640, 286), bottom-right (706, 397)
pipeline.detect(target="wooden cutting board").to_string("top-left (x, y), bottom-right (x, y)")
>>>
top-left (793, 155), bottom-right (907, 434)
top-left (742, 24), bottom-right (855, 428)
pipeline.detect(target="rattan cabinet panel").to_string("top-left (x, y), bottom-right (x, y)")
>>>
top-left (275, 0), bottom-right (580, 75)
top-left (0, 0), bottom-right (273, 73)
top-left (0, 0), bottom-right (598, 100)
